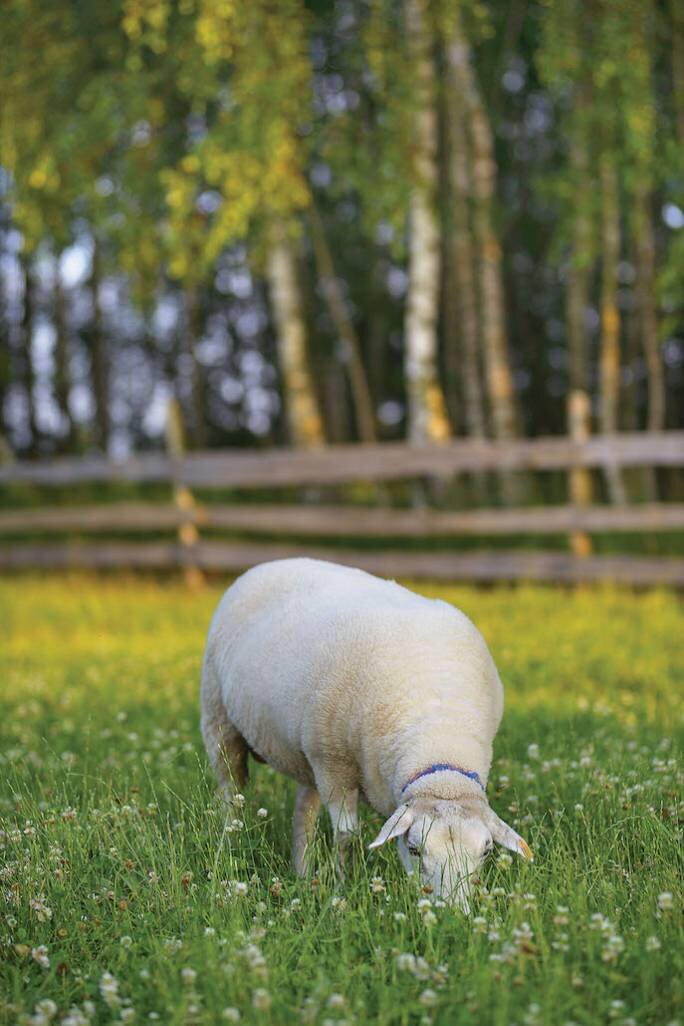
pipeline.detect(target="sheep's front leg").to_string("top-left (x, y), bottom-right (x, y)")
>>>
top-left (292, 786), bottom-right (321, 877)
top-left (325, 789), bottom-right (359, 875)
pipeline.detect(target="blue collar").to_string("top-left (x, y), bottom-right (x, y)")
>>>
top-left (401, 763), bottom-right (485, 795)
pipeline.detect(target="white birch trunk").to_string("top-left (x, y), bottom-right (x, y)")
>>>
top-left (404, 0), bottom-right (451, 445)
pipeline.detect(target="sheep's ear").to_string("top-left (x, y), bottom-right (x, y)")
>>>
top-left (368, 804), bottom-right (415, 849)
top-left (488, 811), bottom-right (534, 861)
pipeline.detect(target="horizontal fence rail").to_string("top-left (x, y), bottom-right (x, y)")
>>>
top-left (1, 431), bottom-right (683, 488)
top-left (1, 541), bottom-right (682, 586)
top-left (1, 431), bottom-right (683, 585)
top-left (2, 501), bottom-right (684, 536)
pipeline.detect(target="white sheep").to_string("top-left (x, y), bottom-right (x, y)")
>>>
top-left (200, 557), bottom-right (532, 908)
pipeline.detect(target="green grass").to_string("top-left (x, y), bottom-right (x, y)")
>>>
top-left (1, 576), bottom-right (682, 1026)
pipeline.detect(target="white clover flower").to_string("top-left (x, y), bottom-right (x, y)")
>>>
top-left (419, 989), bottom-right (439, 1008)
top-left (36, 1000), bottom-right (58, 1020)
top-left (60, 1006), bottom-right (89, 1026)
top-left (601, 935), bottom-right (625, 963)
top-left (204, 927), bottom-right (216, 937)
top-left (396, 953), bottom-right (417, 973)
top-left (99, 972), bottom-right (120, 1007)
top-left (31, 945), bottom-right (50, 969)
top-left (232, 794), bottom-right (246, 809)
top-left (331, 895), bottom-right (347, 913)
top-left (233, 881), bottom-right (248, 897)
top-left (257, 808), bottom-right (268, 819)
top-left (370, 876), bottom-right (386, 894)
top-left (657, 892), bottom-right (673, 911)
top-left (181, 967), bottom-right (197, 985)
top-left (222, 1010), bottom-right (241, 1022)
top-left (497, 852), bottom-right (513, 868)
top-left (393, 911), bottom-right (407, 922)
top-left (252, 989), bottom-right (271, 1011)
top-left (30, 897), bottom-right (53, 922)
top-left (120, 936), bottom-right (133, 948)
top-left (645, 935), bottom-right (661, 951)
top-left (553, 906), bottom-right (569, 925)
top-left (300, 998), bottom-right (318, 1024)
top-left (551, 933), bottom-right (569, 952)
top-left (513, 922), bottom-right (534, 942)
top-left (527, 743), bottom-right (540, 760)
top-left (327, 994), bottom-right (345, 1010)
top-left (120, 1008), bottom-right (135, 1022)
top-left (589, 913), bottom-right (612, 932)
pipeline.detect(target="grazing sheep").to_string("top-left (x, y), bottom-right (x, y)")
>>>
top-left (200, 557), bottom-right (532, 908)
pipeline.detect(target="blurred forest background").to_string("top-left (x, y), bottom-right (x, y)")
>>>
top-left (1, 0), bottom-right (682, 469)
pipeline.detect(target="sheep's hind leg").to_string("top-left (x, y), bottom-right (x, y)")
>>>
top-left (200, 680), bottom-right (248, 804)
top-left (292, 786), bottom-right (321, 877)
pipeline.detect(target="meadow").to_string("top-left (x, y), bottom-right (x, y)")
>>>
top-left (0, 575), bottom-right (682, 1026)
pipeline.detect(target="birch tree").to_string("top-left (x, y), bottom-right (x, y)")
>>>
top-left (403, 0), bottom-right (451, 445)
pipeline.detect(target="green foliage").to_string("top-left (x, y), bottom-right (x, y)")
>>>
top-left (0, 577), bottom-right (682, 1025)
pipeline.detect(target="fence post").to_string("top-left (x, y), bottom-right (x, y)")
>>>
top-left (568, 389), bottom-right (592, 557)
top-left (165, 398), bottom-right (204, 588)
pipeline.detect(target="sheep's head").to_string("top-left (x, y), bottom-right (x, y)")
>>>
top-left (369, 798), bottom-right (532, 911)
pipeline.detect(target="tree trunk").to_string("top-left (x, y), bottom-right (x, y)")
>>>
top-left (20, 255), bottom-right (39, 452)
top-left (53, 257), bottom-right (75, 451)
top-left (453, 25), bottom-right (518, 449)
top-left (89, 238), bottom-right (110, 452)
top-left (307, 202), bottom-right (377, 443)
top-left (633, 187), bottom-right (665, 433)
top-left (564, 105), bottom-right (594, 513)
top-left (181, 285), bottom-right (207, 450)
top-left (448, 14), bottom-right (521, 503)
top-left (672, 0), bottom-right (684, 145)
top-left (0, 258), bottom-right (10, 456)
top-left (598, 156), bottom-right (626, 504)
top-left (565, 112), bottom-right (592, 400)
top-left (404, 0), bottom-right (451, 445)
top-left (267, 230), bottom-right (326, 448)
top-left (444, 37), bottom-right (486, 444)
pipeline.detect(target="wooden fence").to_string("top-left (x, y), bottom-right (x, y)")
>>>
top-left (1, 428), bottom-right (683, 585)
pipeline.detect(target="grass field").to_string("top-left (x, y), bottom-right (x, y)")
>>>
top-left (1, 575), bottom-right (682, 1026)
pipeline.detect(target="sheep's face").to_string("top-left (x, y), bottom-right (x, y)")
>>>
top-left (405, 801), bottom-right (492, 910)
top-left (369, 798), bottom-right (532, 911)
